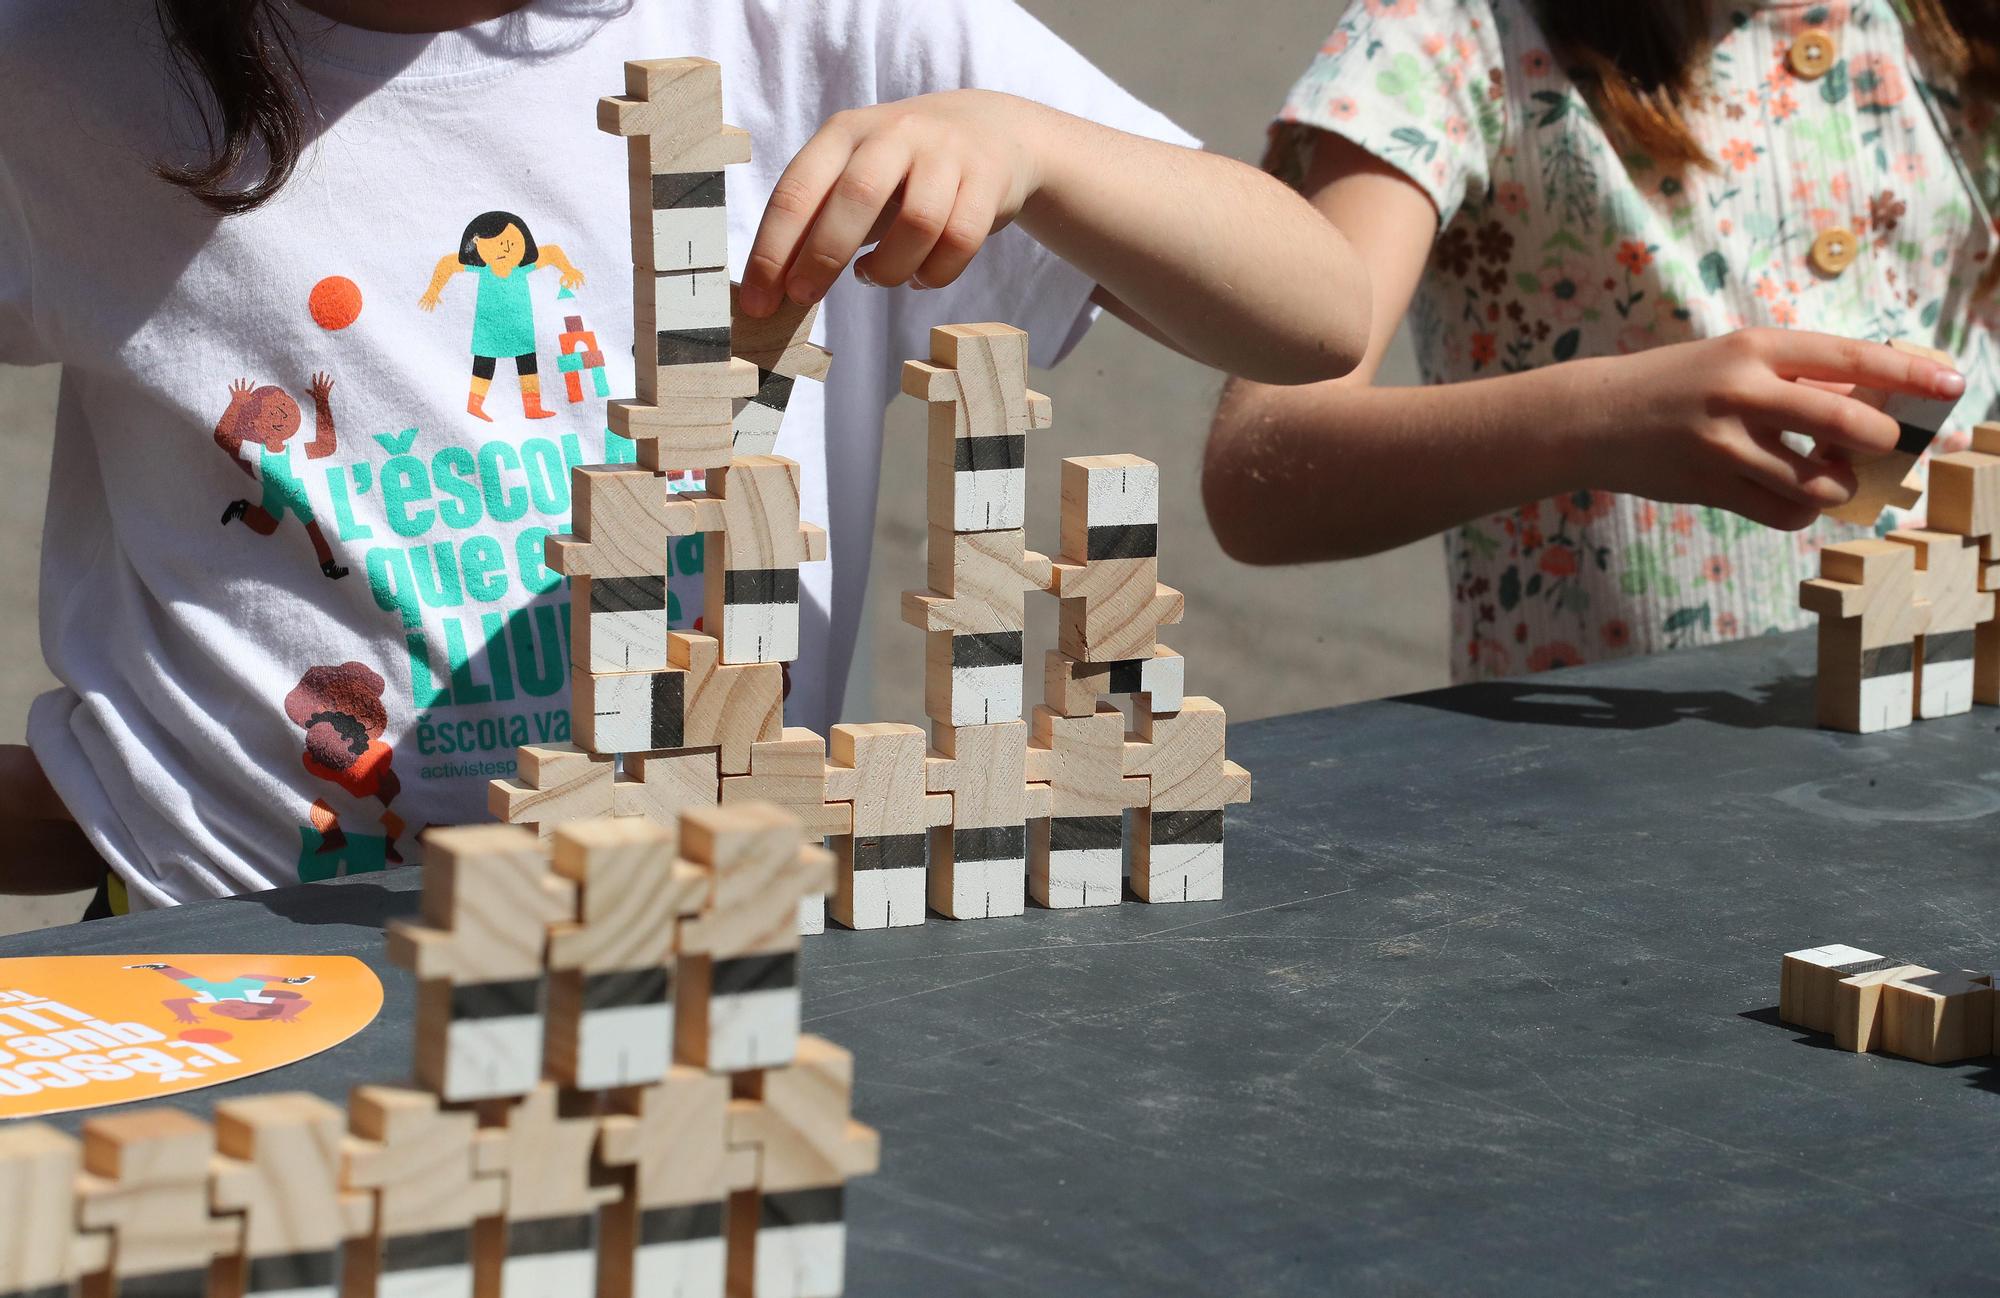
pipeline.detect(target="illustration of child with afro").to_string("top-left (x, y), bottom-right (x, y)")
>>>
top-left (419, 210), bottom-right (585, 422)
top-left (123, 964), bottom-right (315, 1025)
top-left (215, 372), bottom-right (348, 580)
top-left (284, 662), bottom-right (404, 880)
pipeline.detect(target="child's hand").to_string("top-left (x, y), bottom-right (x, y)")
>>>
top-left (741, 90), bottom-right (1042, 316)
top-left (417, 286), bottom-right (443, 312)
top-left (1573, 329), bottom-right (1965, 530)
top-left (559, 266), bottom-right (586, 292)
top-left (227, 378), bottom-right (252, 400)
top-left (308, 372), bottom-right (334, 404)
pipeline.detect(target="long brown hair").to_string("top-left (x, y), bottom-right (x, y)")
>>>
top-left (153, 0), bottom-right (311, 215)
top-left (1533, 0), bottom-right (2000, 171)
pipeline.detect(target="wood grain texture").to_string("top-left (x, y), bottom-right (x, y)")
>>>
top-left (77, 1110), bottom-right (241, 1281)
top-left (0, 1123), bottom-right (91, 1291)
top-left (344, 1087), bottom-right (504, 1236)
top-left (390, 825), bottom-right (573, 984)
top-left (668, 632), bottom-right (783, 774)
top-left (489, 744), bottom-right (616, 838)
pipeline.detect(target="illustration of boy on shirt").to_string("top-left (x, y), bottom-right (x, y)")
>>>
top-left (419, 210), bottom-right (586, 422)
top-left (285, 662), bottom-right (404, 880)
top-left (123, 964), bottom-right (316, 1024)
top-left (215, 372), bottom-right (349, 580)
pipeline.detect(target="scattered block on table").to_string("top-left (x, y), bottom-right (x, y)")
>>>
top-left (1050, 455), bottom-right (1183, 664)
top-left (676, 804), bottom-right (834, 1073)
top-left (0, 1123), bottom-right (101, 1296)
top-left (1779, 944), bottom-right (1900, 1036)
top-left (1028, 704), bottom-right (1149, 909)
top-left (490, 742), bottom-right (616, 839)
top-left (1123, 697), bottom-right (1250, 903)
top-left (925, 720), bottom-right (1030, 920)
top-left (727, 1038), bottom-right (880, 1298)
top-left (670, 631), bottom-right (784, 775)
top-left (1888, 529), bottom-right (1991, 719)
top-left (614, 747), bottom-right (722, 825)
top-left (828, 723), bottom-right (940, 930)
top-left (211, 1093), bottom-right (370, 1298)
top-left (476, 1083), bottom-right (621, 1296)
top-left (1823, 339), bottom-right (1961, 526)
top-left (1832, 961), bottom-right (1937, 1054)
top-left (598, 1067), bottom-right (753, 1298)
top-left (1045, 645), bottom-right (1185, 718)
top-left (75, 1110), bottom-right (241, 1295)
top-left (1800, 539), bottom-right (1928, 733)
top-left (700, 456), bottom-right (827, 666)
top-left (901, 323), bottom-right (1051, 534)
top-left (546, 820), bottom-right (709, 1091)
top-left (342, 1086), bottom-right (504, 1298)
top-left (1879, 969), bottom-right (1994, 1064)
top-left (389, 825), bottom-right (574, 1102)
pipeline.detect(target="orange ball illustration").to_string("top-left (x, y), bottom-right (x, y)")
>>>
top-left (309, 275), bottom-right (363, 331)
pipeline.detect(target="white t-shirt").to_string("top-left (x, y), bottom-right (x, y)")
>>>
top-left (0, 0), bottom-right (1193, 907)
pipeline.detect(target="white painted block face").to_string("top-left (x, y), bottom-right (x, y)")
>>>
top-left (1140, 652), bottom-right (1185, 713)
top-left (755, 1224), bottom-right (847, 1298)
top-left (574, 1002), bottom-right (674, 1090)
top-left (1085, 462), bottom-right (1160, 527)
top-left (709, 988), bottom-right (801, 1073)
top-left (953, 467), bottom-right (1026, 532)
top-left (845, 868), bottom-right (927, 930)
top-left (733, 397), bottom-right (785, 456)
top-left (942, 856), bottom-right (1027, 919)
top-left (1857, 671), bottom-right (1914, 733)
top-left (720, 601), bottom-right (800, 665)
top-left (654, 269), bottom-right (731, 332)
top-left (652, 205), bottom-right (730, 274)
top-left (500, 1248), bottom-right (595, 1298)
top-left (444, 1015), bottom-right (542, 1102)
top-left (1884, 386), bottom-right (1963, 443)
top-left (1799, 943), bottom-right (1882, 967)
top-left (590, 609), bottom-right (670, 673)
top-left (1920, 658), bottom-right (1974, 719)
top-left (1041, 849), bottom-right (1122, 909)
top-left (1139, 841), bottom-right (1225, 904)
top-left (950, 665), bottom-right (1021, 728)
top-left (636, 1238), bottom-right (728, 1298)
top-left (379, 1265), bottom-right (474, 1298)
top-left (589, 671), bottom-right (657, 754)
top-left (798, 894), bottom-right (826, 936)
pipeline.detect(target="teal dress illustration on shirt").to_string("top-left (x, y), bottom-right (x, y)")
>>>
top-left (420, 210), bottom-right (586, 423)
top-left (465, 260), bottom-right (542, 361)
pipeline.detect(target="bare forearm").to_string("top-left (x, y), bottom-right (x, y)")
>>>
top-left (1207, 364), bottom-right (1605, 563)
top-left (1019, 108), bottom-right (1369, 385)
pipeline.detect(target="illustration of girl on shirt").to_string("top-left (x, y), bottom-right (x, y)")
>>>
top-left (419, 210), bottom-right (586, 422)
top-left (285, 661), bottom-right (404, 880)
top-left (215, 373), bottom-right (348, 580)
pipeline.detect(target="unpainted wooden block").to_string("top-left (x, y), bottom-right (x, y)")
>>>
top-left (1801, 540), bottom-right (1926, 733)
top-left (678, 804), bottom-right (831, 962)
top-left (722, 729), bottom-right (852, 838)
top-left (78, 1110), bottom-right (242, 1284)
top-left (392, 825), bottom-right (572, 984)
top-left (340, 1087), bottom-right (501, 1297)
top-left (0, 1123), bottom-right (94, 1293)
top-left (608, 399), bottom-right (735, 473)
top-left (925, 721), bottom-right (1029, 920)
top-left (490, 743), bottom-right (616, 839)
top-left (546, 466), bottom-right (675, 580)
top-left (903, 528), bottom-right (1050, 637)
top-left (212, 1093), bottom-right (371, 1290)
top-left (1779, 944), bottom-right (1895, 1036)
top-left (670, 632), bottom-right (784, 774)
top-left (1926, 447), bottom-right (2000, 541)
top-left (1833, 962), bottom-right (1936, 1053)
top-left (1879, 969), bottom-right (1994, 1064)
top-left (615, 747), bottom-right (722, 825)
top-left (727, 1038), bottom-right (879, 1195)
top-left (731, 285), bottom-right (832, 381)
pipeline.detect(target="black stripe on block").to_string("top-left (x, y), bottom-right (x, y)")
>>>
top-left (1861, 643), bottom-right (1915, 679)
top-left (1153, 808), bottom-right (1225, 846)
top-left (1087, 523), bottom-right (1157, 560)
top-left (591, 574), bottom-right (667, 614)
top-left (1896, 420), bottom-right (1938, 457)
top-left (640, 1200), bottom-right (726, 1245)
top-left (653, 171), bottom-right (725, 210)
top-left (951, 631), bottom-right (1023, 671)
top-left (247, 1249), bottom-right (339, 1293)
top-left (383, 1228), bottom-right (472, 1273)
top-left (0, 1285), bottom-right (73, 1298)
top-left (509, 1213), bottom-right (594, 1258)
top-left (712, 951), bottom-right (799, 996)
top-left (583, 966), bottom-right (671, 1011)
top-left (1927, 629), bottom-right (1976, 664)
top-left (1835, 956), bottom-right (1915, 977)
top-left (761, 1186), bottom-right (844, 1228)
top-left (451, 976), bottom-right (543, 1021)
top-left (657, 328), bottom-right (734, 366)
top-left (854, 833), bottom-right (927, 872)
top-left (1105, 659), bottom-right (1145, 694)
top-left (1051, 815), bottom-right (1123, 852)
top-left (955, 824), bottom-right (1026, 863)
top-left (650, 672), bottom-right (685, 750)
top-left (955, 434), bottom-right (1027, 473)
top-left (115, 1272), bottom-right (212, 1298)
top-left (724, 568), bottom-right (802, 605)
top-left (754, 368), bottom-right (795, 409)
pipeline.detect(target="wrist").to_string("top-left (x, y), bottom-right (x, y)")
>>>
top-left (1539, 354), bottom-right (1627, 497)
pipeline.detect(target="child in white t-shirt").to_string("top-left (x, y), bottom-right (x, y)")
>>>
top-left (0, 0), bottom-right (1369, 909)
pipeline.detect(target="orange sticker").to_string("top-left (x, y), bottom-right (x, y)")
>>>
top-left (0, 955), bottom-right (382, 1118)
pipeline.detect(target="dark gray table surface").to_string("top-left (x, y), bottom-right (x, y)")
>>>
top-left (6, 630), bottom-right (1998, 1295)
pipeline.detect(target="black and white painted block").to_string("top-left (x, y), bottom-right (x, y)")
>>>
top-left (571, 967), bottom-right (674, 1091)
top-left (378, 1228), bottom-right (473, 1298)
top-left (243, 1250), bottom-right (339, 1298)
top-left (947, 631), bottom-right (1022, 727)
top-left (586, 575), bottom-right (670, 673)
top-left (719, 568), bottom-right (801, 664)
top-left (444, 976), bottom-right (545, 1102)
top-left (634, 1201), bottom-right (727, 1298)
top-left (1136, 808), bottom-right (1224, 903)
top-left (754, 1187), bottom-right (847, 1298)
top-left (1108, 650), bottom-right (1184, 715)
top-left (500, 1214), bottom-right (596, 1298)
top-left (939, 824), bottom-right (1026, 919)
top-left (952, 433), bottom-right (1026, 532)
top-left (844, 833), bottom-right (927, 930)
top-left (583, 670), bottom-right (685, 755)
top-left (707, 951), bottom-right (801, 1072)
top-left (1919, 630), bottom-right (1975, 719)
top-left (1081, 459), bottom-right (1160, 558)
top-left (733, 369), bottom-right (794, 457)
top-left (650, 269), bottom-right (732, 368)
top-left (1042, 815), bottom-right (1123, 909)
top-left (649, 172), bottom-right (729, 273)
top-left (1883, 383), bottom-right (1962, 462)
top-left (116, 1271), bottom-right (219, 1298)
top-left (1856, 642), bottom-right (1915, 733)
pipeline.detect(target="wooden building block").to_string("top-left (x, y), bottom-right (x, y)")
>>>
top-left (77, 1110), bottom-right (241, 1291)
top-left (828, 724), bottom-right (932, 930)
top-left (574, 664), bottom-right (689, 757)
top-left (490, 743), bottom-right (615, 838)
top-left (923, 629), bottom-right (1023, 730)
top-left (901, 323), bottom-right (1052, 533)
top-left (1044, 646), bottom-right (1185, 718)
top-left (670, 632), bottom-right (784, 774)
top-left (702, 456), bottom-right (824, 665)
top-left (545, 820), bottom-right (709, 1092)
top-left (573, 574), bottom-right (670, 674)
top-left (1925, 446), bottom-right (2000, 541)
top-left (1824, 340), bottom-right (1962, 526)
top-left (1779, 944), bottom-right (1899, 1036)
top-left (1059, 454), bottom-right (1160, 564)
top-left (598, 1068), bottom-right (751, 1298)
top-left (1028, 704), bottom-right (1148, 909)
top-left (1800, 539), bottom-right (1927, 733)
top-left (1052, 560), bottom-right (1185, 665)
top-left (546, 466), bottom-right (674, 581)
top-left (1123, 697), bottom-right (1247, 904)
top-left (634, 169), bottom-right (729, 275)
top-left (608, 398), bottom-right (735, 474)
top-left (925, 721), bottom-right (1029, 920)
top-left (636, 354), bottom-right (760, 411)
top-left (1889, 528), bottom-right (1991, 719)
top-left (722, 729), bottom-right (853, 839)
top-left (211, 1094), bottom-right (370, 1298)
top-left (1879, 969), bottom-right (1994, 1064)
top-left (614, 747), bottom-right (722, 825)
top-left (907, 528), bottom-right (1051, 636)
top-left (342, 1087), bottom-right (503, 1298)
top-left (1832, 962), bottom-right (1936, 1053)
top-left (0, 1123), bottom-right (96, 1295)
top-left (731, 286), bottom-right (832, 381)
top-left (598, 59), bottom-right (725, 160)
top-left (474, 1084), bottom-right (619, 1296)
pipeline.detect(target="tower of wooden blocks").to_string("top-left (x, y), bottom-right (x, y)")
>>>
top-left (1822, 339), bottom-right (1963, 526)
top-left (0, 802), bottom-right (878, 1298)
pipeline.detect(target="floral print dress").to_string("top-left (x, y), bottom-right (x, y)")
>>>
top-left (1276, 0), bottom-right (2000, 680)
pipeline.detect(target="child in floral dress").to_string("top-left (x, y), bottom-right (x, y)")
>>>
top-left (1207, 0), bottom-right (1991, 679)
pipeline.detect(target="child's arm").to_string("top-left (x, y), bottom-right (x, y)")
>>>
top-left (0, 745), bottom-right (105, 895)
top-left (1202, 132), bottom-right (1966, 563)
top-left (417, 254), bottom-right (460, 311)
top-left (739, 90), bottom-right (1369, 386)
top-left (303, 372), bottom-right (336, 461)
top-left (536, 243), bottom-right (587, 293)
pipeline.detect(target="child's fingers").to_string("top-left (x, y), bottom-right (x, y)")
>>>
top-left (911, 165), bottom-right (1006, 291)
top-left (743, 128), bottom-right (860, 314)
top-left (785, 138), bottom-right (915, 307)
top-left (1738, 373), bottom-right (1901, 458)
top-left (1735, 425), bottom-right (1855, 510)
top-left (1712, 472), bottom-right (1824, 532)
top-left (854, 154), bottom-right (961, 288)
top-left (1752, 329), bottom-right (1964, 399)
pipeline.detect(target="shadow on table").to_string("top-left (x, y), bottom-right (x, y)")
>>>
top-left (1736, 1005), bottom-right (1850, 1052)
top-left (1406, 673), bottom-right (1816, 732)
top-left (226, 882), bottom-right (415, 931)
